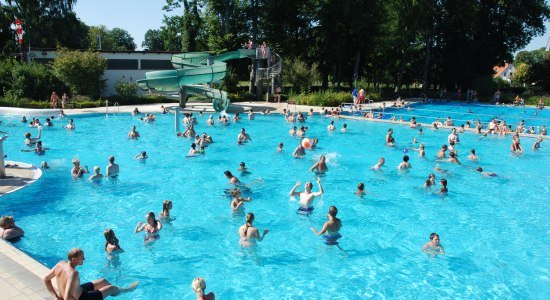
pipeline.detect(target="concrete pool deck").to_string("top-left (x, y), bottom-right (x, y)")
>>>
top-left (0, 100), bottom-right (547, 299)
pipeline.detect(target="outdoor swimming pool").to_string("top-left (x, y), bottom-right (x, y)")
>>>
top-left (1, 109), bottom-right (549, 299)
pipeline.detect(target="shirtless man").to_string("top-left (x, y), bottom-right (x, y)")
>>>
top-left (128, 126), bottom-right (140, 139)
top-left (106, 156), bottom-right (119, 178)
top-left (397, 155), bottom-right (411, 170)
top-left (437, 145), bottom-right (448, 159)
top-left (447, 152), bottom-right (461, 164)
top-left (289, 177), bottom-right (324, 214)
top-left (42, 248), bottom-right (138, 300)
top-left (447, 128), bottom-right (460, 144)
top-left (237, 128), bottom-right (252, 144)
top-left (468, 149), bottom-right (478, 161)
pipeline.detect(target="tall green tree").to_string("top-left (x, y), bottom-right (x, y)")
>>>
top-left (142, 29), bottom-right (164, 51)
top-left (110, 27), bottom-right (136, 51)
top-left (87, 26), bottom-right (136, 51)
top-left (164, 0), bottom-right (204, 52)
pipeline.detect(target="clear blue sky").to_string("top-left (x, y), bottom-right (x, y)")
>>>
top-left (74, 0), bottom-right (549, 52)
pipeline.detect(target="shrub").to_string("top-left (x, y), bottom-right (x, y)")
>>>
top-left (52, 47), bottom-right (107, 98)
top-left (292, 91), bottom-right (352, 107)
top-left (472, 76), bottom-right (497, 97)
top-left (115, 79), bottom-right (138, 98)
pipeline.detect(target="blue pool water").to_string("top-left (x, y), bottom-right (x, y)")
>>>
top-left (1, 110), bottom-right (549, 299)
top-left (349, 102), bottom-right (549, 130)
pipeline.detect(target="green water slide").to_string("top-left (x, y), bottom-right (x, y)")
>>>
top-left (137, 49), bottom-right (256, 111)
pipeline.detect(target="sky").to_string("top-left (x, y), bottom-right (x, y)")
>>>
top-left (74, 0), bottom-right (550, 52)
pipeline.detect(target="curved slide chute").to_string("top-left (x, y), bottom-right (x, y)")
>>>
top-left (137, 49), bottom-right (256, 112)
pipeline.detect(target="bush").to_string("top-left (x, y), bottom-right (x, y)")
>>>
top-left (115, 79), bottom-right (138, 98)
top-left (292, 91), bottom-right (352, 107)
top-left (52, 47), bottom-right (107, 98)
top-left (471, 76), bottom-right (497, 97)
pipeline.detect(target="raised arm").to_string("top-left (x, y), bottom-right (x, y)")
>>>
top-left (134, 222), bottom-right (145, 233)
top-left (289, 181), bottom-right (301, 196)
top-left (309, 162), bottom-right (318, 172)
top-left (312, 178), bottom-right (324, 196)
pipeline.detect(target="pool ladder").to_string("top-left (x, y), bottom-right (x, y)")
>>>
top-left (105, 100), bottom-right (120, 115)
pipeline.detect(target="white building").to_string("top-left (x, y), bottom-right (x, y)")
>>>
top-left (492, 63), bottom-right (516, 83)
top-left (27, 49), bottom-right (177, 97)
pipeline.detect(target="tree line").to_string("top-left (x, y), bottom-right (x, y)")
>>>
top-left (1, 0), bottom-right (549, 96)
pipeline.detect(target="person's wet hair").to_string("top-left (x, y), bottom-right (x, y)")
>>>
top-left (403, 155), bottom-right (409, 162)
top-left (328, 206), bottom-right (338, 217)
top-left (430, 233), bottom-right (439, 240)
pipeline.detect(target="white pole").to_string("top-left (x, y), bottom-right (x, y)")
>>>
top-left (175, 107), bottom-right (181, 133)
top-left (0, 135), bottom-right (8, 179)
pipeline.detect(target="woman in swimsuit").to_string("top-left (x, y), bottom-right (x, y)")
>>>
top-left (309, 155), bottom-right (328, 173)
top-left (238, 213), bottom-right (268, 247)
top-left (134, 212), bottom-right (162, 243)
top-left (192, 277), bottom-right (215, 300)
top-left (104, 229), bottom-right (122, 253)
top-left (311, 206), bottom-right (342, 245)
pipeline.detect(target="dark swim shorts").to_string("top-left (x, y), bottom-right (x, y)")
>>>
top-left (79, 282), bottom-right (104, 300)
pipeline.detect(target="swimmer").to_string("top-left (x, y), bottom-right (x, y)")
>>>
top-left (447, 128), bottom-right (460, 144)
top-left (438, 179), bottom-right (448, 194)
top-left (289, 126), bottom-right (297, 136)
top-left (71, 158), bottom-right (88, 178)
top-left (106, 156), bottom-right (119, 178)
top-left (132, 107), bottom-right (141, 116)
top-left (206, 115), bottom-right (214, 126)
top-left (476, 167), bottom-right (497, 177)
top-left (327, 120), bottom-right (335, 131)
top-left (311, 206), bottom-right (342, 245)
top-left (532, 137), bottom-right (543, 150)
top-left (289, 177), bottom-right (324, 214)
top-left (397, 155), bottom-right (411, 170)
top-left (88, 166), bottom-right (103, 181)
top-left (40, 161), bottom-right (50, 169)
top-left (341, 123), bottom-right (348, 133)
top-left (422, 232), bottom-right (445, 256)
top-left (224, 170), bottom-right (240, 185)
top-left (511, 138), bottom-right (523, 154)
top-left (134, 212), bottom-right (162, 243)
top-left (238, 212), bottom-right (268, 247)
top-left (104, 228), bottom-right (123, 254)
top-left (239, 162), bottom-right (251, 175)
top-left (292, 144), bottom-right (306, 158)
top-left (189, 143), bottom-right (203, 156)
top-left (356, 182), bottom-right (366, 196)
top-left (371, 157), bottom-right (385, 170)
top-left (248, 109), bottom-right (255, 120)
top-left (0, 216), bottom-right (24, 240)
top-left (437, 145), bottom-right (448, 158)
top-left (134, 151), bottom-right (148, 160)
top-left (128, 126), bottom-right (140, 139)
top-left (21, 116), bottom-right (27, 123)
top-left (277, 142), bottom-right (284, 152)
top-left (20, 141), bottom-right (49, 155)
top-left (423, 173), bottom-right (436, 188)
top-left (45, 118), bottom-right (53, 126)
top-left (159, 200), bottom-right (173, 219)
top-left (448, 152), bottom-right (460, 164)
top-left (237, 128), bottom-right (252, 144)
top-left (191, 277), bottom-right (215, 300)
top-left (433, 164), bottom-right (449, 174)
top-left (65, 119), bottom-right (75, 130)
top-left (468, 149), bottom-right (478, 161)
top-left (386, 128), bottom-right (395, 146)
top-left (417, 144), bottom-right (425, 157)
top-left (412, 137), bottom-right (418, 144)
top-left (310, 155), bottom-right (328, 173)
top-left (230, 188), bottom-right (252, 212)
top-left (182, 125), bottom-right (196, 138)
top-left (308, 108), bottom-right (314, 117)
top-left (296, 126), bottom-right (306, 138)
top-left (233, 113), bottom-right (240, 122)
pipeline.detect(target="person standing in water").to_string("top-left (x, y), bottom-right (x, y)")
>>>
top-left (311, 206), bottom-right (342, 245)
top-left (289, 177), bottom-right (324, 214)
top-left (238, 212), bottom-right (268, 247)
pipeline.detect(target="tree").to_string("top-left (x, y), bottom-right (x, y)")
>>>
top-left (142, 29), bottom-right (164, 51)
top-left (110, 28), bottom-right (136, 51)
top-left (87, 25), bottom-right (114, 50)
top-left (164, 0), bottom-right (204, 52)
top-left (512, 63), bottom-right (531, 86)
top-left (0, 4), bottom-right (15, 55)
top-left (4, 0), bottom-right (88, 49)
top-left (51, 47), bottom-right (107, 98)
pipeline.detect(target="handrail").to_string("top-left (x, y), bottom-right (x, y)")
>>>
top-left (256, 52), bottom-right (282, 84)
top-left (113, 102), bottom-right (120, 113)
top-left (105, 100), bottom-right (109, 115)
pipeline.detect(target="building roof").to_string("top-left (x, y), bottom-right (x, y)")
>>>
top-left (493, 63), bottom-right (512, 78)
